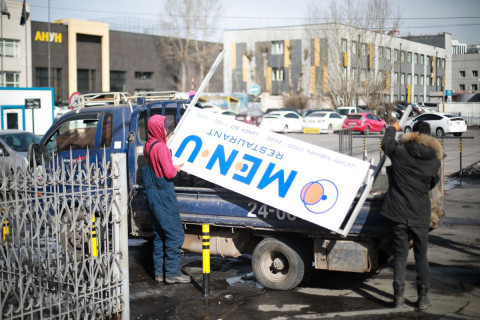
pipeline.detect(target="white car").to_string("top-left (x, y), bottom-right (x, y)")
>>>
top-left (0, 130), bottom-right (42, 170)
top-left (403, 113), bottom-right (467, 137)
top-left (302, 111), bottom-right (344, 133)
top-left (260, 111), bottom-right (303, 133)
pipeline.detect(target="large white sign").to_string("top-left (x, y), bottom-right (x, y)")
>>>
top-left (168, 107), bottom-right (370, 233)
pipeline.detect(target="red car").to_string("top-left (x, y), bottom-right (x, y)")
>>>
top-left (342, 112), bottom-right (387, 135)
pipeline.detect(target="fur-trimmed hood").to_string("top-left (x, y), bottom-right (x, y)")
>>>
top-left (400, 132), bottom-right (443, 161)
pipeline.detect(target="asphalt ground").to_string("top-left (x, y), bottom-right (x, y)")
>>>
top-left (127, 128), bottom-right (480, 320)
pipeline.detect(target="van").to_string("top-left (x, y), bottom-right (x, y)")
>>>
top-left (336, 106), bottom-right (365, 118)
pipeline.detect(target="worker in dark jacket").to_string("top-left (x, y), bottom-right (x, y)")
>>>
top-left (381, 121), bottom-right (442, 310)
top-left (142, 115), bottom-right (190, 284)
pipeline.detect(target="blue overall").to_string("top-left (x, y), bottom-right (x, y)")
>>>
top-left (142, 144), bottom-right (184, 279)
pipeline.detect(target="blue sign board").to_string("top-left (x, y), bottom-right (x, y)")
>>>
top-left (445, 90), bottom-right (453, 96)
top-left (250, 84), bottom-right (261, 95)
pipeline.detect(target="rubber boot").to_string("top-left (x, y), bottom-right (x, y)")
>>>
top-left (416, 284), bottom-right (430, 310)
top-left (393, 283), bottom-right (405, 308)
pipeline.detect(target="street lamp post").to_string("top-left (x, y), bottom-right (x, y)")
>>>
top-left (435, 51), bottom-right (438, 92)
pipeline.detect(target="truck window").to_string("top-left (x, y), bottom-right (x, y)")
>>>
top-left (44, 115), bottom-right (99, 155)
top-left (138, 103), bottom-right (180, 143)
top-left (100, 113), bottom-right (113, 148)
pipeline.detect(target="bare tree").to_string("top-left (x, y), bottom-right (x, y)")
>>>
top-left (161, 0), bottom-right (223, 91)
top-left (306, 0), bottom-right (402, 112)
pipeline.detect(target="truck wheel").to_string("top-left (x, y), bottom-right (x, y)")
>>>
top-left (252, 237), bottom-right (306, 290)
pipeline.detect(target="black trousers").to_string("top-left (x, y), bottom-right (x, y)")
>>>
top-left (391, 222), bottom-right (430, 288)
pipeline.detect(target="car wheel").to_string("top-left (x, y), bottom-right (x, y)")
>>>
top-left (283, 125), bottom-right (289, 133)
top-left (364, 126), bottom-right (370, 135)
top-left (404, 126), bottom-right (412, 133)
top-left (328, 124), bottom-right (333, 131)
top-left (252, 237), bottom-right (308, 291)
top-left (453, 132), bottom-right (462, 137)
top-left (436, 128), bottom-right (445, 137)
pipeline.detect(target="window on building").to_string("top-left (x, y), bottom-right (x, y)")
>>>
top-left (459, 71), bottom-right (465, 78)
top-left (360, 69), bottom-right (366, 82)
top-left (394, 49), bottom-right (399, 61)
top-left (407, 52), bottom-right (412, 63)
top-left (427, 75), bottom-right (431, 86)
top-left (351, 41), bottom-right (357, 54)
top-left (271, 41), bottom-right (284, 55)
top-left (385, 48), bottom-right (391, 60)
top-left (401, 73), bottom-right (405, 84)
top-left (361, 43), bottom-right (367, 56)
top-left (135, 71), bottom-right (153, 80)
top-left (0, 39), bottom-right (20, 58)
top-left (272, 68), bottom-right (284, 81)
top-left (472, 84), bottom-right (478, 91)
top-left (341, 39), bottom-right (347, 53)
top-left (420, 54), bottom-right (424, 65)
top-left (400, 50), bottom-right (405, 62)
top-left (459, 84), bottom-right (465, 91)
top-left (110, 71), bottom-right (126, 92)
top-left (472, 70), bottom-right (478, 77)
top-left (437, 77), bottom-right (441, 87)
top-left (394, 72), bottom-right (398, 84)
top-left (351, 68), bottom-right (356, 79)
top-left (378, 46), bottom-right (383, 58)
top-left (420, 75), bottom-right (424, 85)
top-left (0, 72), bottom-right (20, 87)
top-left (407, 73), bottom-right (412, 84)
top-left (78, 69), bottom-right (97, 92)
top-left (35, 67), bottom-right (63, 104)
top-left (414, 53), bottom-right (418, 64)
top-left (414, 74), bottom-right (418, 85)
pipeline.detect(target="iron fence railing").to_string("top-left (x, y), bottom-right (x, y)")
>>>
top-left (0, 153), bottom-right (129, 319)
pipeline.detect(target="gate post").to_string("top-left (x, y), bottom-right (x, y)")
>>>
top-left (112, 154), bottom-right (130, 320)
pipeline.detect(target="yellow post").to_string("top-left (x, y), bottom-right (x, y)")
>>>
top-left (202, 224), bottom-right (210, 297)
top-left (92, 215), bottom-right (98, 257)
top-left (2, 206), bottom-right (8, 243)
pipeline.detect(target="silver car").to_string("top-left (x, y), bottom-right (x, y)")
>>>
top-left (0, 130), bottom-right (42, 171)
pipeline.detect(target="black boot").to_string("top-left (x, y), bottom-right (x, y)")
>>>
top-left (416, 284), bottom-right (430, 310)
top-left (393, 283), bottom-right (405, 308)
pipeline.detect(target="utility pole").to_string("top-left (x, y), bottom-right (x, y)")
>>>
top-left (398, 43), bottom-right (402, 101)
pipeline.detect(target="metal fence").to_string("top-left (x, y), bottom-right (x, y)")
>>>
top-left (0, 153), bottom-right (129, 319)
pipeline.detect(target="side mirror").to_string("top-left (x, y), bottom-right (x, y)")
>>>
top-left (27, 143), bottom-right (41, 169)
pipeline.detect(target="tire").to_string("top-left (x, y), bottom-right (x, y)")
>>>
top-left (283, 125), bottom-right (289, 133)
top-left (404, 126), bottom-right (412, 133)
top-left (453, 132), bottom-right (462, 137)
top-left (328, 124), bottom-right (333, 131)
top-left (252, 237), bottom-right (307, 290)
top-left (381, 126), bottom-right (386, 134)
top-left (364, 126), bottom-right (370, 135)
top-left (436, 127), bottom-right (445, 137)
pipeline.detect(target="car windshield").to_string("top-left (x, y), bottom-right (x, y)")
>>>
top-left (443, 114), bottom-right (464, 120)
top-left (337, 109), bottom-right (350, 115)
top-left (0, 132), bottom-right (42, 152)
top-left (347, 115), bottom-right (362, 120)
top-left (309, 112), bottom-right (327, 117)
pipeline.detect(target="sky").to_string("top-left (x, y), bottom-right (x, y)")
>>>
top-left (25, 0), bottom-right (480, 45)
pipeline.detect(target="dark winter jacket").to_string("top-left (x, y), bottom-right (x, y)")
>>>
top-left (381, 126), bottom-right (442, 228)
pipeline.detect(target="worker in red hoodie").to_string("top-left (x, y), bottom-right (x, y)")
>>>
top-left (142, 115), bottom-right (190, 284)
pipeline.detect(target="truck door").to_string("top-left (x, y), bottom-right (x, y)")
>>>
top-left (40, 111), bottom-right (112, 168)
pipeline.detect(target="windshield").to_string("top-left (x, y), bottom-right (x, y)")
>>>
top-left (309, 112), bottom-right (327, 117)
top-left (347, 114), bottom-right (362, 120)
top-left (337, 109), bottom-right (350, 115)
top-left (0, 132), bottom-right (42, 152)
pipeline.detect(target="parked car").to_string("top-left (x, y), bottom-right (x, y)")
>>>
top-left (302, 111), bottom-right (344, 133)
top-left (403, 113), bottom-right (467, 137)
top-left (259, 111), bottom-right (303, 133)
top-left (201, 104), bottom-right (223, 113)
top-left (235, 113), bottom-right (262, 126)
top-left (408, 103), bottom-right (423, 117)
top-left (336, 106), bottom-right (365, 119)
top-left (264, 108), bottom-right (302, 117)
top-left (303, 108), bottom-right (334, 117)
top-left (218, 110), bottom-right (237, 118)
top-left (0, 130), bottom-right (42, 170)
top-left (342, 113), bottom-right (387, 135)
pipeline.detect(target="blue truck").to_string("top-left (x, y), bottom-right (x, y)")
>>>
top-left (28, 92), bottom-right (444, 290)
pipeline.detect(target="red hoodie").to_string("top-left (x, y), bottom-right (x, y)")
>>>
top-left (144, 115), bottom-right (178, 179)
